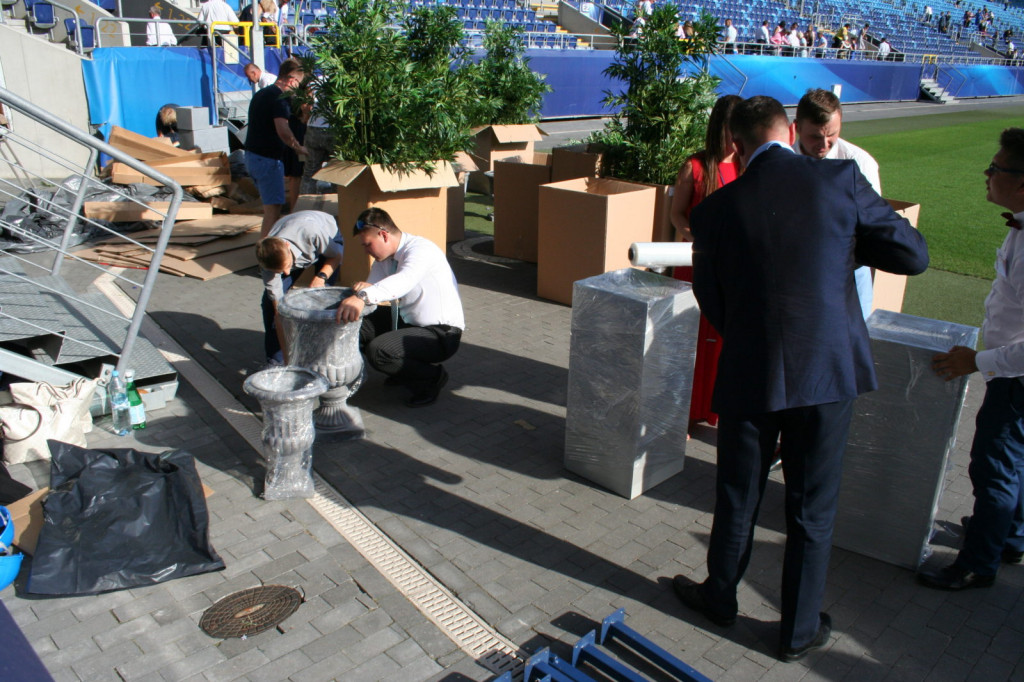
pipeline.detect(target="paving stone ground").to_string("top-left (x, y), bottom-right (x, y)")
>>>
top-left (3, 234), bottom-right (1023, 682)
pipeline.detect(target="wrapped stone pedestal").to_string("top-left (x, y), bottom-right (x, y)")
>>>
top-left (564, 268), bottom-right (700, 499)
top-left (278, 287), bottom-right (375, 440)
top-left (835, 310), bottom-right (979, 569)
top-left (243, 367), bottom-right (329, 500)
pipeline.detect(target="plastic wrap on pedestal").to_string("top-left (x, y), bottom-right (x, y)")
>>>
top-left (835, 310), bottom-right (979, 569)
top-left (564, 268), bottom-right (700, 499)
top-left (243, 366), bottom-right (329, 500)
top-left (278, 287), bottom-right (375, 438)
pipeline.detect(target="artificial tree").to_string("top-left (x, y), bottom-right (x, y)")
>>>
top-left (469, 20), bottom-right (550, 126)
top-left (301, 0), bottom-right (475, 173)
top-left (589, 6), bottom-right (722, 186)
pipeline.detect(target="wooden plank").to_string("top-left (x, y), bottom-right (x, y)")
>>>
top-left (83, 201), bottom-right (213, 222)
top-left (148, 152), bottom-right (226, 167)
top-left (107, 126), bottom-right (192, 162)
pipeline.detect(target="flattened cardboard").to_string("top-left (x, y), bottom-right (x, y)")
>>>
top-left (314, 161), bottom-right (458, 285)
top-left (493, 152), bottom-right (552, 262)
top-left (537, 177), bottom-right (657, 305)
top-left (83, 201), bottom-right (213, 222)
top-left (108, 125), bottom-right (192, 162)
top-left (871, 200), bottom-right (921, 314)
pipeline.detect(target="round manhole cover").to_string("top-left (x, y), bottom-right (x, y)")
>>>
top-left (200, 585), bottom-right (303, 639)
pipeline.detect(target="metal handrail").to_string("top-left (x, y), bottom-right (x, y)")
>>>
top-left (94, 17), bottom-right (195, 48)
top-left (42, 0), bottom-right (81, 52)
top-left (0, 85), bottom-right (183, 374)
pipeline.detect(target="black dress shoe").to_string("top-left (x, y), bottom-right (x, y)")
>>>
top-left (670, 576), bottom-right (736, 627)
top-left (406, 367), bottom-right (448, 407)
top-left (916, 563), bottom-right (996, 591)
top-left (960, 516), bottom-right (1022, 564)
top-left (779, 613), bottom-right (831, 663)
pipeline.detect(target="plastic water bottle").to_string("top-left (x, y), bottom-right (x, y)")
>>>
top-left (109, 370), bottom-right (130, 436)
top-left (125, 369), bottom-right (147, 430)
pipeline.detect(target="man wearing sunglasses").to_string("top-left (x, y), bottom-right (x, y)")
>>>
top-left (336, 208), bottom-right (464, 407)
top-left (921, 128), bottom-right (1024, 590)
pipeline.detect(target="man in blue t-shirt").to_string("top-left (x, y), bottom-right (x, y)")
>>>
top-left (244, 57), bottom-right (308, 239)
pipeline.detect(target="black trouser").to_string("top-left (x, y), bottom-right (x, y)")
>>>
top-left (359, 306), bottom-right (461, 388)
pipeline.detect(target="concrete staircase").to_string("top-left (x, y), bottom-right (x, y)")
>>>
top-left (920, 77), bottom-right (957, 103)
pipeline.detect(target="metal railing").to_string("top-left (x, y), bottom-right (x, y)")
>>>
top-left (0, 85), bottom-right (182, 376)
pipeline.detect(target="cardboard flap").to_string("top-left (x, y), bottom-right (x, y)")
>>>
top-left (367, 162), bottom-right (459, 192)
top-left (313, 160), bottom-right (369, 186)
top-left (488, 124), bottom-right (545, 144)
top-left (452, 151), bottom-right (479, 174)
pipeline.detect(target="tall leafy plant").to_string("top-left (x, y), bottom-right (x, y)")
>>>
top-left (469, 20), bottom-right (551, 125)
top-left (589, 7), bottom-right (721, 186)
top-left (301, 0), bottom-right (474, 173)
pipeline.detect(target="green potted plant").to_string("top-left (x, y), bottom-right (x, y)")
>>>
top-left (301, 0), bottom-right (474, 282)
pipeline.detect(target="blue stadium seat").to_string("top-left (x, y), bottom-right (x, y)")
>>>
top-left (31, 2), bottom-right (57, 30)
top-left (300, 11), bottom-right (314, 25)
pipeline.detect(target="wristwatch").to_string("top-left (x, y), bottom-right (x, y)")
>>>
top-left (356, 290), bottom-right (370, 303)
top-left (315, 272), bottom-right (329, 282)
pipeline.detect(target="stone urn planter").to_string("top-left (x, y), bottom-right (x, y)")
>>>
top-left (278, 287), bottom-right (375, 439)
top-left (243, 366), bottom-right (329, 500)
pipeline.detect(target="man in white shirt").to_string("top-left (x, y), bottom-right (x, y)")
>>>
top-left (146, 6), bottom-right (177, 46)
top-left (337, 208), bottom-right (465, 407)
top-left (757, 20), bottom-right (770, 53)
top-left (877, 36), bottom-right (892, 60)
top-left (723, 18), bottom-right (738, 53)
top-left (196, 0), bottom-right (238, 44)
top-left (793, 88), bottom-right (882, 319)
top-left (920, 127), bottom-right (1024, 590)
top-left (244, 62), bottom-right (277, 91)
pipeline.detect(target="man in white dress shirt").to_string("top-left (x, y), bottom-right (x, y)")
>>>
top-left (146, 7), bottom-right (178, 46)
top-left (196, 0), bottom-right (238, 44)
top-left (723, 18), bottom-right (738, 53)
top-left (244, 62), bottom-right (277, 91)
top-left (920, 128), bottom-right (1024, 590)
top-left (336, 208), bottom-right (465, 407)
top-left (793, 88), bottom-right (882, 319)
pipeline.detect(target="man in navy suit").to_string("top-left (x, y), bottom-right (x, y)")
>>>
top-left (671, 96), bottom-right (929, 662)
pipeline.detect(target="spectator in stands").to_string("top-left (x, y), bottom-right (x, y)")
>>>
top-left (257, 210), bottom-right (344, 365)
top-left (244, 62), bottom-right (276, 91)
top-left (756, 20), bottom-right (770, 54)
top-left (832, 22), bottom-right (849, 50)
top-left (336, 208), bottom-right (465, 408)
top-left (858, 22), bottom-right (870, 50)
top-left (787, 22), bottom-right (802, 56)
top-left (878, 36), bottom-right (892, 60)
top-left (771, 21), bottom-right (788, 55)
top-left (722, 18), bottom-right (738, 53)
top-left (196, 0), bottom-right (238, 46)
top-left (816, 31), bottom-right (828, 56)
top-left (923, 5), bottom-right (933, 24)
top-left (244, 58), bottom-right (309, 239)
top-left (154, 104), bottom-right (179, 145)
top-left (793, 88), bottom-right (882, 318)
top-left (635, 0), bottom-right (652, 19)
top-left (146, 7), bottom-right (178, 46)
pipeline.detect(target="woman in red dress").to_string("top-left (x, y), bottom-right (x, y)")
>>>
top-left (669, 94), bottom-right (742, 429)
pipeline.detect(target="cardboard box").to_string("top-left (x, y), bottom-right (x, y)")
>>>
top-left (550, 144), bottom-right (604, 183)
top-left (871, 200), bottom-right (921, 314)
top-left (467, 124), bottom-right (545, 193)
top-left (493, 152), bottom-right (552, 262)
top-left (537, 177), bottom-right (657, 305)
top-left (8, 483), bottom-right (215, 555)
top-left (313, 160), bottom-right (459, 285)
top-left (175, 106), bottom-right (211, 131)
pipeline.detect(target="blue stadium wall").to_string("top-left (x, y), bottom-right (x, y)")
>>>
top-left (82, 47), bottom-right (1024, 137)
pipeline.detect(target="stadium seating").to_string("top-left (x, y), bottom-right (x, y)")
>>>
top-left (30, 1), bottom-right (57, 31)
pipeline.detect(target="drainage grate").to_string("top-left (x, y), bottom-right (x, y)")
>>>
top-left (199, 585), bottom-right (303, 639)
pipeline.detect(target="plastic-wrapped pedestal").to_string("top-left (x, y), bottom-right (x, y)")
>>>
top-left (278, 287), bottom-right (375, 440)
top-left (564, 268), bottom-right (700, 499)
top-left (835, 310), bottom-right (979, 569)
top-left (243, 367), bottom-right (329, 500)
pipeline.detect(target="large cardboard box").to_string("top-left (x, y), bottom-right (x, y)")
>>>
top-left (537, 177), bottom-right (657, 305)
top-left (550, 144), bottom-right (603, 182)
top-left (493, 152), bottom-right (552, 262)
top-left (872, 200), bottom-right (921, 314)
top-left (466, 124), bottom-right (545, 194)
top-left (314, 161), bottom-right (459, 285)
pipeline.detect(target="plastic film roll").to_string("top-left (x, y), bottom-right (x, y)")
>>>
top-left (627, 242), bottom-right (693, 268)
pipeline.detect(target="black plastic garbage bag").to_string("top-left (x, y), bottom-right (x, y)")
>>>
top-left (27, 440), bottom-right (225, 596)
